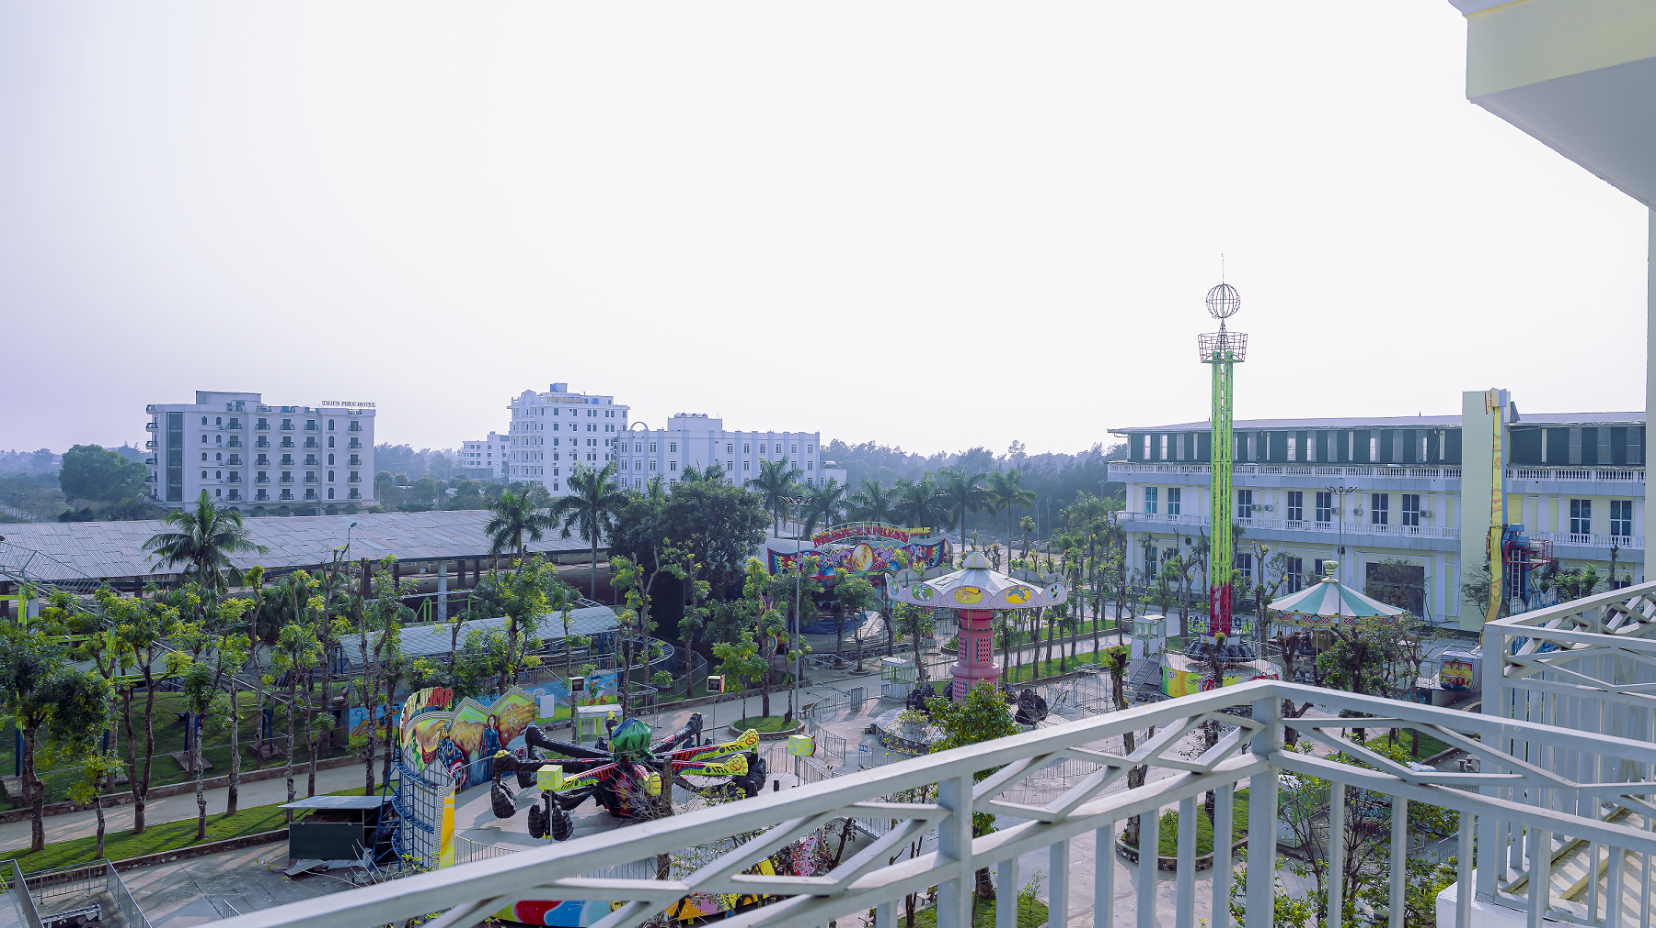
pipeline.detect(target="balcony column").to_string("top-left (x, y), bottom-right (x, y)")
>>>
top-left (1647, 210), bottom-right (1656, 558)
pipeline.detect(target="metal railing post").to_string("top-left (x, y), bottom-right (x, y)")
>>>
top-left (1246, 696), bottom-right (1280, 928)
top-left (936, 774), bottom-right (973, 928)
top-left (1388, 797), bottom-right (1407, 928)
top-left (996, 856), bottom-right (1018, 928)
top-left (1455, 812), bottom-right (1473, 928)
top-left (1174, 796), bottom-right (1196, 928)
top-left (1212, 785), bottom-right (1233, 928)
top-left (1136, 801), bottom-right (1160, 928)
top-left (1327, 782), bottom-right (1344, 928)
top-left (1095, 823), bottom-right (1115, 928)
top-left (1049, 838), bottom-right (1070, 928)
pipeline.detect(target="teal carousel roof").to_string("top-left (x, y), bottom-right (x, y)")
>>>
top-left (1266, 561), bottom-right (1405, 628)
top-left (886, 550), bottom-right (1068, 610)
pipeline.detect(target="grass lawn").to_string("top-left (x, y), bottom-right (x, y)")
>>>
top-left (730, 716), bottom-right (796, 734)
top-left (0, 784), bottom-right (370, 873)
top-left (909, 894), bottom-right (1049, 928)
top-left (2, 689), bottom-right (313, 810)
top-left (1122, 789), bottom-right (1250, 856)
top-left (1388, 728), bottom-right (1454, 760)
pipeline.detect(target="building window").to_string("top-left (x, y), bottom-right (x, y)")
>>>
top-left (1160, 435), bottom-right (1169, 459)
top-left (1287, 435), bottom-right (1297, 462)
top-left (743, 443), bottom-right (751, 453)
top-left (1370, 493), bottom-right (1389, 525)
top-left (760, 444), bottom-right (767, 454)
top-left (1236, 489), bottom-right (1253, 519)
top-left (792, 444), bottom-right (798, 454)
top-left (1401, 494), bottom-right (1420, 528)
top-left (1612, 500), bottom-right (1633, 540)
top-left (328, 470), bottom-right (335, 482)
top-left (744, 460), bottom-right (751, 471)
top-left (1235, 552), bottom-right (1253, 584)
top-left (1286, 491), bottom-right (1303, 523)
top-left (1142, 435), bottom-right (1151, 459)
top-left (328, 419), bottom-right (335, 430)
top-left (1285, 557), bottom-right (1304, 593)
top-left (670, 442), bottom-right (677, 453)
top-left (1145, 487), bottom-right (1158, 515)
top-left (1315, 491), bottom-right (1332, 523)
top-left (1167, 487), bottom-right (1181, 516)
top-left (328, 488), bottom-right (334, 499)
top-left (1571, 499), bottom-right (1592, 535)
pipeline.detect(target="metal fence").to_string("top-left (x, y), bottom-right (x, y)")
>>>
top-left (104, 862), bottom-right (152, 928)
top-left (4, 860), bottom-right (41, 928)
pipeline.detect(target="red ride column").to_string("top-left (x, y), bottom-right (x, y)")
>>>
top-left (950, 608), bottom-right (1000, 699)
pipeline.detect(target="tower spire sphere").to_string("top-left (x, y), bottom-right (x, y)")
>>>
top-left (1206, 282), bottom-right (1241, 321)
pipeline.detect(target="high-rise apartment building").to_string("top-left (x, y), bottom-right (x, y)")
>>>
top-left (506, 383), bottom-right (630, 497)
top-left (145, 391), bottom-right (377, 514)
top-left (461, 432), bottom-right (509, 481)
top-left (616, 414), bottom-right (822, 491)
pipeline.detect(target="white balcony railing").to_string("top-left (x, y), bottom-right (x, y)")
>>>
top-left (199, 657), bottom-right (1656, 928)
top-left (1111, 462), bottom-right (1647, 485)
top-left (1109, 462), bottom-right (1464, 480)
top-left (1121, 511), bottom-right (1461, 540)
top-left (1531, 530), bottom-right (1644, 551)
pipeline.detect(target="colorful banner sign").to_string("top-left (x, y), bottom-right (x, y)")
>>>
top-left (769, 537), bottom-right (949, 579)
top-left (1439, 657), bottom-right (1476, 691)
top-left (1163, 667), bottom-right (1277, 699)
top-left (810, 523), bottom-right (927, 547)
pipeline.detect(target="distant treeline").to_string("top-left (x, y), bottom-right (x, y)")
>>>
top-left (823, 439), bottom-right (1127, 539)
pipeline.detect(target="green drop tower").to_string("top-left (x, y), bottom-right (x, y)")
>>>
top-left (1200, 283), bottom-right (1246, 639)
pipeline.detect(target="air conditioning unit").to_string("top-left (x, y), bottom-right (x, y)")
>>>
top-left (1419, 510), bottom-right (1434, 518)
top-left (1257, 504), bottom-right (1274, 512)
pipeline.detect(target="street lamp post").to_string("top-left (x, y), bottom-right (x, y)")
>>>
top-left (1326, 486), bottom-right (1361, 584)
top-left (780, 494), bottom-right (810, 724)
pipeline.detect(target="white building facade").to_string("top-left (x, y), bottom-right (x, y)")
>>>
top-left (615, 414), bottom-right (821, 490)
top-left (461, 432), bottom-right (509, 481)
top-left (145, 391), bottom-right (377, 514)
top-left (1109, 402), bottom-right (1645, 629)
top-left (506, 383), bottom-right (630, 497)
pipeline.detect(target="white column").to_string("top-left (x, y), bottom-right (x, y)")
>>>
top-left (1646, 209), bottom-right (1656, 554)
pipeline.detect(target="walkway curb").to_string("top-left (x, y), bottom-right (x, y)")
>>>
top-left (2, 755), bottom-right (363, 825)
top-left (108, 829), bottom-right (289, 873)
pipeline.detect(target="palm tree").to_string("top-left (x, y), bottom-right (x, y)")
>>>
top-left (985, 469), bottom-right (1036, 561)
top-left (552, 463), bottom-right (627, 599)
top-left (143, 491), bottom-right (267, 596)
top-left (894, 474), bottom-right (950, 535)
top-left (747, 458), bottom-right (802, 535)
top-left (846, 480), bottom-right (900, 525)
top-left (938, 469), bottom-right (990, 550)
top-left (800, 479), bottom-right (847, 538)
top-left (483, 489), bottom-right (556, 566)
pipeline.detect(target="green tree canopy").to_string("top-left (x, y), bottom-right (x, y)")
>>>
top-left (60, 444), bottom-right (148, 503)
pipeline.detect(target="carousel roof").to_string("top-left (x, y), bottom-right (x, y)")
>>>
top-left (1267, 564), bottom-right (1405, 626)
top-left (886, 550), bottom-right (1067, 610)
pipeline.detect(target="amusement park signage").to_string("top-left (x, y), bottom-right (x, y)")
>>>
top-left (811, 522), bottom-right (925, 547)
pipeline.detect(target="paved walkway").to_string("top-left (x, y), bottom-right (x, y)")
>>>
top-left (0, 763), bottom-right (373, 855)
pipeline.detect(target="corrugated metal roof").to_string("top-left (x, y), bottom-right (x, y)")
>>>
top-left (1110, 411), bottom-right (1645, 433)
top-left (370, 606), bottom-right (619, 665)
top-left (0, 509), bottom-right (602, 583)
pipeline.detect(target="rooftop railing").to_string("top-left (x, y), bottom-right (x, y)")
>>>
top-left (198, 665), bottom-right (1656, 928)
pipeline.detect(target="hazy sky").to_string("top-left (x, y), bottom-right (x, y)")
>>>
top-left (1, 3), bottom-right (1647, 458)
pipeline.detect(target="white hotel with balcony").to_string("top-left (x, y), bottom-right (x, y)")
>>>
top-left (145, 391), bottom-right (377, 514)
top-left (505, 382), bottom-right (630, 497)
top-left (1108, 399), bottom-right (1645, 628)
top-left (618, 414), bottom-right (822, 491)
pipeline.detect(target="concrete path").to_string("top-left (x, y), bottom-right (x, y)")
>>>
top-left (0, 763), bottom-right (375, 855)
